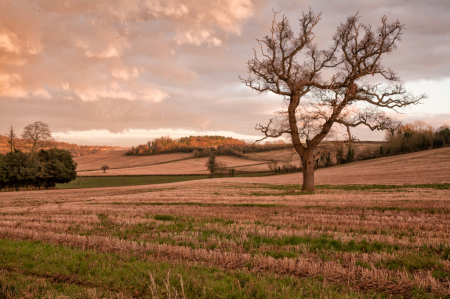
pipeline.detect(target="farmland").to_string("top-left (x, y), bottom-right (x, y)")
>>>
top-left (76, 153), bottom-right (272, 176)
top-left (74, 151), bottom-right (194, 172)
top-left (74, 142), bottom-right (384, 177)
top-left (1, 147), bottom-right (450, 298)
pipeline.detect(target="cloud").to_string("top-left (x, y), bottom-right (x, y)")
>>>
top-left (0, 73), bottom-right (50, 98)
top-left (0, 0), bottom-right (449, 146)
top-left (74, 84), bottom-right (168, 103)
top-left (111, 67), bottom-right (141, 80)
top-left (175, 30), bottom-right (222, 46)
top-left (0, 30), bottom-right (42, 66)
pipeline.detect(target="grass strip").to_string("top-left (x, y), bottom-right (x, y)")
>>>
top-left (245, 235), bottom-right (401, 254)
top-left (299, 205), bottom-right (450, 214)
top-left (0, 239), bottom-right (373, 299)
top-left (262, 183), bottom-right (450, 191)
top-left (89, 202), bottom-right (285, 207)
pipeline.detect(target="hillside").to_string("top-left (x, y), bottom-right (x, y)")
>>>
top-left (210, 146), bottom-right (450, 186)
top-left (74, 151), bottom-right (194, 172)
top-left (75, 141), bottom-right (385, 176)
top-left (243, 141), bottom-right (382, 162)
top-left (126, 135), bottom-right (247, 155)
top-left (126, 135), bottom-right (290, 156)
top-left (0, 134), bottom-right (126, 156)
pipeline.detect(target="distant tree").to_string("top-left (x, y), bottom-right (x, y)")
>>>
top-left (268, 160), bottom-right (279, 172)
top-left (101, 165), bottom-right (110, 173)
top-left (205, 155), bottom-right (217, 175)
top-left (215, 161), bottom-right (227, 175)
top-left (5, 125), bottom-right (17, 152)
top-left (384, 118), bottom-right (403, 137)
top-left (22, 121), bottom-right (54, 153)
top-left (241, 10), bottom-right (425, 191)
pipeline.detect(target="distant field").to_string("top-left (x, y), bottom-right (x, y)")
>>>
top-left (217, 147), bottom-right (450, 186)
top-left (56, 175), bottom-right (208, 189)
top-left (74, 150), bottom-right (193, 171)
top-left (73, 143), bottom-right (383, 177)
top-left (77, 156), bottom-right (270, 176)
top-left (244, 142), bottom-right (383, 163)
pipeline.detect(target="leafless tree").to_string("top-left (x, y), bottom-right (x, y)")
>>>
top-left (21, 121), bottom-right (54, 153)
top-left (101, 165), bottom-right (110, 173)
top-left (240, 10), bottom-right (426, 191)
top-left (5, 126), bottom-right (17, 152)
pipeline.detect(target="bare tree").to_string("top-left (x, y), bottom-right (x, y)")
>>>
top-left (101, 165), bottom-right (110, 173)
top-left (241, 10), bottom-right (426, 191)
top-left (5, 126), bottom-right (17, 152)
top-left (21, 121), bottom-right (54, 153)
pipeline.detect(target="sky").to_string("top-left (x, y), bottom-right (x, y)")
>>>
top-left (1, 0), bottom-right (449, 146)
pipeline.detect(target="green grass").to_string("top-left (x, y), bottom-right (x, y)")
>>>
top-left (244, 236), bottom-right (400, 254)
top-left (0, 239), bottom-right (375, 299)
top-left (378, 253), bottom-right (443, 272)
top-left (56, 175), bottom-right (209, 189)
top-left (153, 214), bottom-right (176, 221)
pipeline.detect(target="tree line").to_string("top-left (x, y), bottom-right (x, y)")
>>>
top-left (314, 121), bottom-right (450, 169)
top-left (380, 122), bottom-right (449, 156)
top-left (1, 122), bottom-right (77, 191)
top-left (126, 135), bottom-right (292, 156)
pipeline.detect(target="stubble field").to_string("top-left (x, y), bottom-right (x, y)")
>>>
top-left (1, 147), bottom-right (450, 298)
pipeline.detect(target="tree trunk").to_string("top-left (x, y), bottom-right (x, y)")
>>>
top-left (301, 151), bottom-right (315, 192)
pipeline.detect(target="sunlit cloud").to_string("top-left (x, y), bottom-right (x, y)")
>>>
top-left (74, 85), bottom-right (168, 103)
top-left (175, 30), bottom-right (222, 46)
